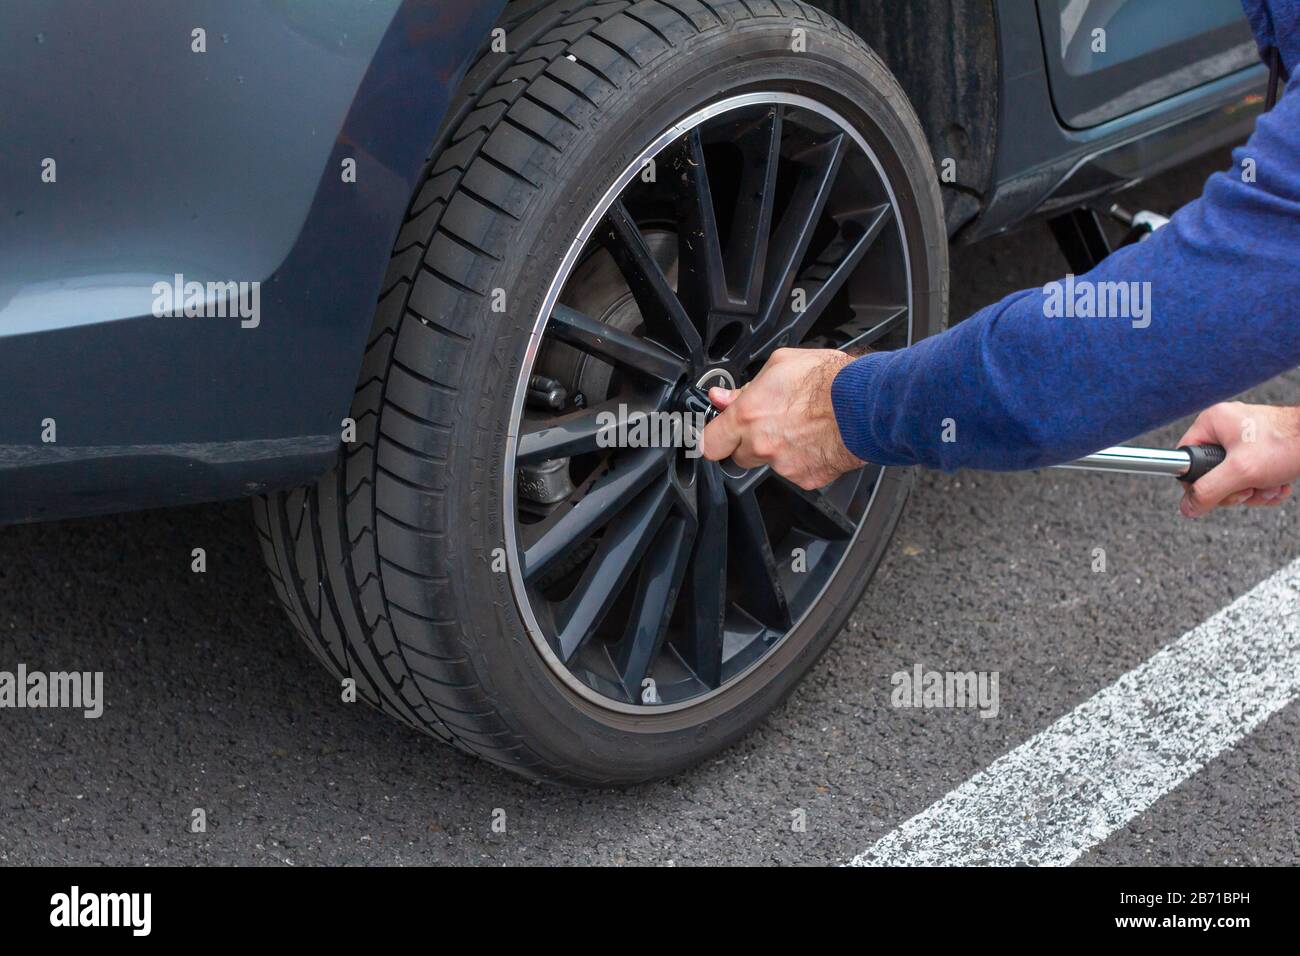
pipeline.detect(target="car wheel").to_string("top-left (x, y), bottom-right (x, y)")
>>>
top-left (256, 0), bottom-right (947, 785)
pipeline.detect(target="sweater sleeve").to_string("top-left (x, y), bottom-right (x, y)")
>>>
top-left (831, 76), bottom-right (1300, 473)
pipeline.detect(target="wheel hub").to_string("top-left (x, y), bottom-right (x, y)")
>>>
top-left (693, 368), bottom-right (734, 404)
top-left (678, 367), bottom-right (733, 420)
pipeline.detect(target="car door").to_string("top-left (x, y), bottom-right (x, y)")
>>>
top-left (1036, 0), bottom-right (1258, 127)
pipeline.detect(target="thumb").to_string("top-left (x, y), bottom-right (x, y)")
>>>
top-left (1181, 456), bottom-right (1246, 518)
top-left (708, 386), bottom-right (740, 410)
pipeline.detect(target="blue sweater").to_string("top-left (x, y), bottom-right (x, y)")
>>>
top-left (831, 0), bottom-right (1300, 472)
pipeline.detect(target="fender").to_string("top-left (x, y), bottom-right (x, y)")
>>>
top-left (0, 0), bottom-right (508, 522)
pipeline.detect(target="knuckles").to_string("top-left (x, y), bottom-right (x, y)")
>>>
top-left (733, 402), bottom-right (759, 426)
top-left (1234, 458), bottom-right (1266, 487)
top-left (749, 435), bottom-right (777, 459)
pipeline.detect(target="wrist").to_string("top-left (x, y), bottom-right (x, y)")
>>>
top-left (806, 351), bottom-right (862, 467)
top-left (805, 351), bottom-right (854, 418)
top-left (1283, 405), bottom-right (1300, 437)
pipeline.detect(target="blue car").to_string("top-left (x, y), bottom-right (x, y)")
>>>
top-left (0, 0), bottom-right (1266, 783)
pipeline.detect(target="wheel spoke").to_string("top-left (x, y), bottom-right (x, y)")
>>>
top-left (836, 304), bottom-right (909, 353)
top-left (770, 475), bottom-right (857, 540)
top-left (516, 394), bottom-right (663, 465)
top-left (553, 481), bottom-right (674, 663)
top-left (729, 486), bottom-right (791, 629)
top-left (602, 200), bottom-right (703, 360)
top-left (682, 461), bottom-right (728, 688)
top-left (727, 463), bottom-right (771, 497)
top-left (754, 203), bottom-right (893, 356)
top-left (613, 513), bottom-right (694, 695)
top-left (749, 133), bottom-right (846, 348)
top-left (726, 106), bottom-right (784, 312)
top-left (675, 129), bottom-right (729, 321)
top-left (549, 305), bottom-right (688, 383)
top-left (521, 446), bottom-right (670, 582)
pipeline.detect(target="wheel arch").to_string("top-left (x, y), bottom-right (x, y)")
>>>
top-left (806, 0), bottom-right (1000, 237)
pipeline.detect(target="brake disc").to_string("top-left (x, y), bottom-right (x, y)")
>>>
top-left (517, 230), bottom-right (679, 509)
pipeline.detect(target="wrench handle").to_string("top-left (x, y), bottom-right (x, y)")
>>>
top-left (1055, 444), bottom-right (1226, 479)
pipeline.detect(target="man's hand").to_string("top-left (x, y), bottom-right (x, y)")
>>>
top-left (699, 347), bottom-right (865, 490)
top-left (1178, 402), bottom-right (1300, 517)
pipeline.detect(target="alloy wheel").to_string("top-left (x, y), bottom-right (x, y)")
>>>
top-left (504, 93), bottom-right (913, 712)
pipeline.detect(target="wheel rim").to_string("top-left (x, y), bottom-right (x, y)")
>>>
top-left (503, 93), bottom-right (914, 714)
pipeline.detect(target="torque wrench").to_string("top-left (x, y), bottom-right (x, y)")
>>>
top-left (1054, 444), bottom-right (1226, 482)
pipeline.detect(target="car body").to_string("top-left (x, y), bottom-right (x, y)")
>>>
top-left (0, 0), bottom-right (1265, 524)
top-left (0, 0), bottom-right (502, 521)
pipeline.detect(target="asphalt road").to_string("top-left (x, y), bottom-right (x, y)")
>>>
top-left (3, 150), bottom-right (1298, 866)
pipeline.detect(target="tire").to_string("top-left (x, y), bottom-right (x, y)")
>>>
top-left (256, 0), bottom-right (948, 785)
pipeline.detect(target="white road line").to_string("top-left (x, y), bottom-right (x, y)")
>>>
top-left (850, 556), bottom-right (1300, 866)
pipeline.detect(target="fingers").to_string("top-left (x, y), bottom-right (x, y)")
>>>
top-left (1180, 455), bottom-right (1251, 518)
top-left (701, 388), bottom-right (745, 462)
top-left (700, 418), bottom-right (766, 469)
top-left (730, 438), bottom-right (767, 470)
top-left (700, 409), bottom-right (742, 463)
top-left (1246, 485), bottom-right (1292, 507)
top-left (700, 348), bottom-right (857, 486)
top-left (1175, 402), bottom-right (1300, 516)
top-left (1182, 475), bottom-right (1293, 516)
top-left (700, 399), bottom-right (777, 470)
top-left (703, 386), bottom-right (773, 467)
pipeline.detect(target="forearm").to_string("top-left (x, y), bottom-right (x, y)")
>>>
top-left (832, 81), bottom-right (1300, 472)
